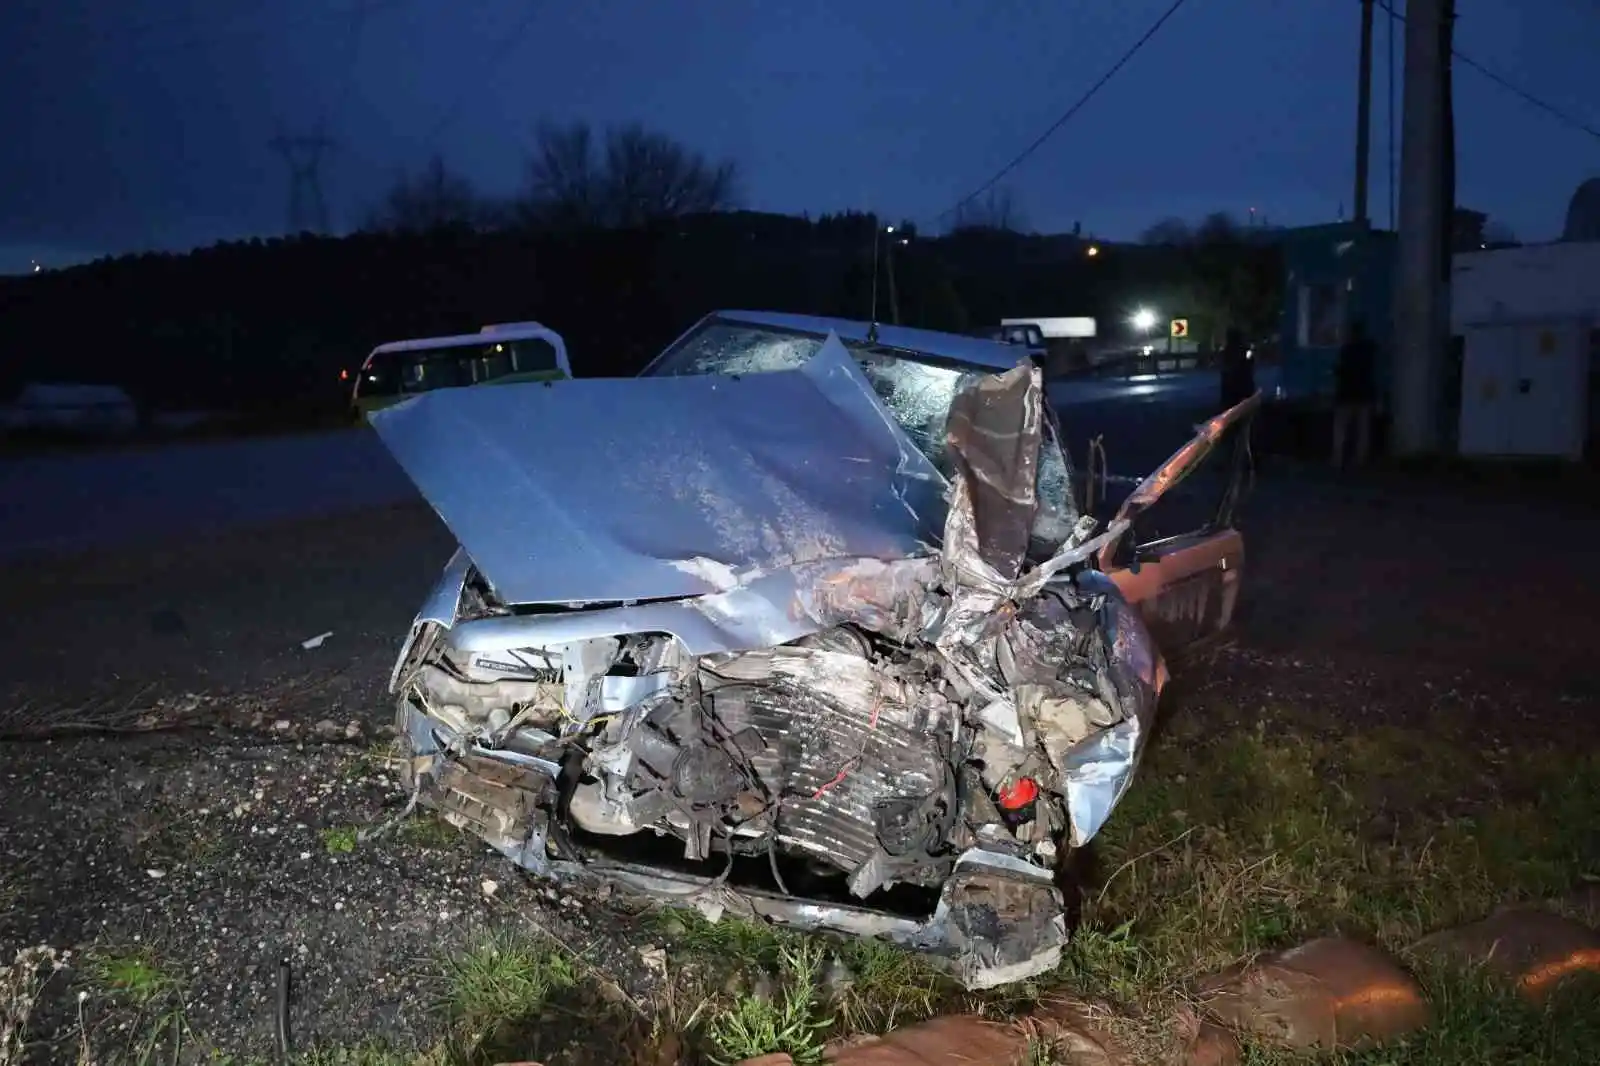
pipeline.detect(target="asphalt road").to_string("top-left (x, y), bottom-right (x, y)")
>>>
top-left (0, 372), bottom-right (1239, 562)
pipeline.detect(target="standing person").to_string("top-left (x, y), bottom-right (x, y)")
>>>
top-left (1218, 327), bottom-right (1254, 410)
top-left (1332, 321), bottom-right (1378, 467)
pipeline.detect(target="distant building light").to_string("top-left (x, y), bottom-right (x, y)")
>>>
top-left (1086, 245), bottom-right (1100, 257)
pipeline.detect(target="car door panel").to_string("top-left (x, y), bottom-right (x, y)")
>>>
top-left (1098, 393), bottom-right (1259, 652)
top-left (1107, 529), bottom-right (1243, 650)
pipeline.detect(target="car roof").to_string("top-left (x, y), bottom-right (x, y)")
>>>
top-left (368, 323), bottom-right (566, 358)
top-left (713, 310), bottom-right (1028, 372)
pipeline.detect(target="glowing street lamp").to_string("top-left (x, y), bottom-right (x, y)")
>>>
top-left (1130, 308), bottom-right (1157, 333)
top-left (1086, 245), bottom-right (1100, 257)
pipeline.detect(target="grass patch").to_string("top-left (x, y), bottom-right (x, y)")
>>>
top-left (704, 938), bottom-right (833, 1066)
top-left (831, 937), bottom-right (952, 1034)
top-left (288, 1041), bottom-right (448, 1065)
top-left (344, 738), bottom-right (401, 782)
top-left (88, 945), bottom-right (180, 1007)
top-left (647, 908), bottom-right (793, 972)
top-left (654, 909), bottom-right (955, 1060)
top-left (321, 826), bottom-right (359, 854)
top-left (1055, 703), bottom-right (1600, 1058)
top-left (399, 814), bottom-right (463, 850)
top-left (441, 928), bottom-right (580, 1034)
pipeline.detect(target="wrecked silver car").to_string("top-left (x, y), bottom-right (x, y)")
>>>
top-left (371, 311), bottom-right (1259, 988)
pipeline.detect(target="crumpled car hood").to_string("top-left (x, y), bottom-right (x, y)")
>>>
top-left (369, 334), bottom-right (946, 606)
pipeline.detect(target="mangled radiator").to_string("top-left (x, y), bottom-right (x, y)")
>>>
top-left (572, 644), bottom-right (961, 891)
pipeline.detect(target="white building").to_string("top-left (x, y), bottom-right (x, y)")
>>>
top-left (1450, 242), bottom-right (1600, 460)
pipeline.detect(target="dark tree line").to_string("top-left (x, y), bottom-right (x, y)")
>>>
top-left (1139, 211), bottom-right (1285, 344)
top-left (0, 124), bottom-right (1286, 423)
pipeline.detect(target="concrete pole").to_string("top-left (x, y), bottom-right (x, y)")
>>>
top-left (1391, 0), bottom-right (1447, 454)
top-left (1354, 0), bottom-right (1375, 226)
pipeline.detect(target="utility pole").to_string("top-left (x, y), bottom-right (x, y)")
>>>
top-left (1353, 0), bottom-right (1375, 226)
top-left (1391, 0), bottom-right (1448, 454)
top-left (868, 219), bottom-right (881, 340)
top-left (270, 134), bottom-right (335, 234)
top-left (1439, 0), bottom-right (1457, 272)
top-left (885, 226), bottom-right (902, 326)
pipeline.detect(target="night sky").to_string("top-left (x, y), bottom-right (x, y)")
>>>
top-left (4, 0), bottom-right (1596, 274)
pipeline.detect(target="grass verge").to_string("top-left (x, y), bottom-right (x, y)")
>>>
top-left (1056, 700), bottom-right (1600, 1061)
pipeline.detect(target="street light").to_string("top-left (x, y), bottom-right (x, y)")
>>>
top-left (1086, 245), bottom-right (1100, 257)
top-left (1130, 308), bottom-right (1157, 332)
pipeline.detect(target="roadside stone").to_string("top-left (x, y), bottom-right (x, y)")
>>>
top-left (1025, 996), bottom-right (1130, 1066)
top-left (1196, 937), bottom-right (1430, 1051)
top-left (822, 1014), bottom-right (1030, 1065)
top-left (821, 955), bottom-right (854, 996)
top-left (313, 719), bottom-right (341, 740)
top-left (1410, 907), bottom-right (1600, 1002)
top-left (343, 719), bottom-right (363, 740)
top-left (1168, 1007), bottom-right (1241, 1066)
top-left (637, 945), bottom-right (667, 975)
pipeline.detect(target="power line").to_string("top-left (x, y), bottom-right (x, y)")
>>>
top-left (418, 2), bottom-right (542, 149)
top-left (1376, 0), bottom-right (1600, 142)
top-left (329, 0), bottom-right (372, 133)
top-left (72, 1), bottom-right (406, 63)
top-left (935, 0), bottom-right (1195, 224)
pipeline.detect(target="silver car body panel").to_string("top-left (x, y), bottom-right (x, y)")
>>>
top-left (370, 334), bottom-right (944, 607)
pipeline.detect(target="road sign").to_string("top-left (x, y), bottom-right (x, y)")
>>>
top-left (1170, 318), bottom-right (1189, 339)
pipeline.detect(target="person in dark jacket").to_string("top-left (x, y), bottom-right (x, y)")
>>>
top-left (1218, 327), bottom-right (1255, 410)
top-left (1333, 321), bottom-right (1379, 467)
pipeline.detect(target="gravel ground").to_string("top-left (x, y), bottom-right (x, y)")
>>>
top-left (2, 467), bottom-right (1597, 1061)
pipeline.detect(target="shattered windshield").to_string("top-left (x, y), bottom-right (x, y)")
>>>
top-left (646, 320), bottom-right (985, 469)
top-left (645, 317), bottom-right (1078, 546)
top-left (646, 321), bottom-right (824, 377)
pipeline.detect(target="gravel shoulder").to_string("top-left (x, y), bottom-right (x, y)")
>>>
top-left (2, 470), bottom-right (1597, 1062)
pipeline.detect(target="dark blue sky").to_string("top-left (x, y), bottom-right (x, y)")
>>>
top-left (4, 0), bottom-right (1596, 273)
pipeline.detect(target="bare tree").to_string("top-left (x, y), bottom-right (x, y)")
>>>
top-left (949, 187), bottom-right (1025, 233)
top-left (522, 121), bottom-right (602, 228)
top-left (602, 123), bottom-right (738, 226)
top-left (520, 121), bottom-right (738, 229)
top-left (367, 155), bottom-right (484, 233)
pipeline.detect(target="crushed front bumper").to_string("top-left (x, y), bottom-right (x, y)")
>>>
top-left (394, 700), bottom-right (1068, 990)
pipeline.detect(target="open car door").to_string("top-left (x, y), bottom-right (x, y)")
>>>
top-left (1096, 393), bottom-right (1261, 652)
